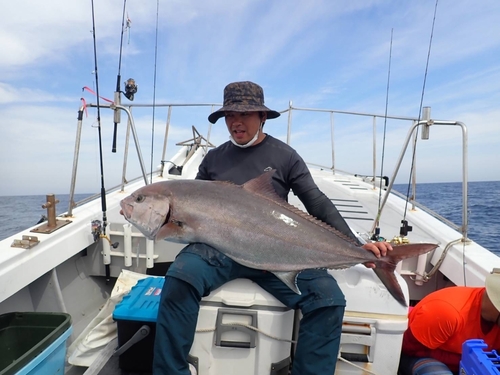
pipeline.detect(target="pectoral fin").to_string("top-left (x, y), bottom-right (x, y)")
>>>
top-left (272, 271), bottom-right (302, 295)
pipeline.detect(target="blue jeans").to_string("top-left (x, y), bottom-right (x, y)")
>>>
top-left (399, 354), bottom-right (455, 375)
top-left (153, 243), bottom-right (346, 375)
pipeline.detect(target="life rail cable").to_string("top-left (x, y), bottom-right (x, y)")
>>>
top-left (90, 0), bottom-right (111, 282)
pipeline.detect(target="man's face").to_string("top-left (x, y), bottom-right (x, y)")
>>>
top-left (225, 111), bottom-right (266, 145)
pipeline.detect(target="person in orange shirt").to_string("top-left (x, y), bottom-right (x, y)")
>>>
top-left (398, 269), bottom-right (500, 375)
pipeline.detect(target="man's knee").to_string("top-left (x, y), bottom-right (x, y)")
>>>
top-left (296, 270), bottom-right (346, 313)
top-left (412, 358), bottom-right (453, 375)
top-left (161, 277), bottom-right (201, 307)
top-left (166, 243), bottom-right (233, 297)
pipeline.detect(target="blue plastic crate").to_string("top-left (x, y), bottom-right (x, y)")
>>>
top-left (0, 312), bottom-right (72, 375)
top-left (113, 277), bottom-right (164, 372)
top-left (113, 276), bottom-right (164, 322)
top-left (460, 339), bottom-right (500, 375)
top-left (16, 327), bottom-right (72, 375)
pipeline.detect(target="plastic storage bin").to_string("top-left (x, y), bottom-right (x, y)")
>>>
top-left (460, 339), bottom-right (500, 375)
top-left (113, 276), bottom-right (163, 372)
top-left (0, 312), bottom-right (72, 375)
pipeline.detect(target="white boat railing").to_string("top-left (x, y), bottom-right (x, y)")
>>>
top-left (68, 102), bottom-right (220, 216)
top-left (68, 100), bottom-right (470, 243)
top-left (282, 104), bottom-right (470, 242)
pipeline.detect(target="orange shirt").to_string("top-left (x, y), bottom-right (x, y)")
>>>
top-left (408, 287), bottom-right (500, 354)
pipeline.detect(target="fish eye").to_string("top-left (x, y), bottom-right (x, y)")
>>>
top-left (135, 194), bottom-right (145, 203)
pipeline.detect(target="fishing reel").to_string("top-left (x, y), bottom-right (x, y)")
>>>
top-left (390, 220), bottom-right (413, 244)
top-left (91, 220), bottom-right (119, 248)
top-left (123, 78), bottom-right (137, 100)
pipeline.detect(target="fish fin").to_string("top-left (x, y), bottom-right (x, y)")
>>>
top-left (373, 243), bottom-right (439, 307)
top-left (386, 243), bottom-right (439, 262)
top-left (372, 267), bottom-right (407, 306)
top-left (272, 271), bottom-right (302, 295)
top-left (241, 170), bottom-right (285, 202)
top-left (243, 171), bottom-right (360, 246)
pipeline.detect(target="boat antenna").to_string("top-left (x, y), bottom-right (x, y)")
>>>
top-left (111, 0), bottom-right (128, 153)
top-left (149, 0), bottom-right (160, 184)
top-left (371, 28), bottom-right (394, 241)
top-left (90, 0), bottom-right (111, 282)
top-left (399, 0), bottom-right (439, 238)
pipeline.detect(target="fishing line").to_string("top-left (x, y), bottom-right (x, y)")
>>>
top-left (401, 0), bottom-right (439, 231)
top-left (90, 0), bottom-right (110, 279)
top-left (111, 0), bottom-right (128, 153)
top-left (372, 28), bottom-right (394, 241)
top-left (149, 0), bottom-right (160, 184)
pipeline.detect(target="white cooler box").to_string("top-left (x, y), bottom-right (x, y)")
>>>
top-left (190, 278), bottom-right (295, 375)
top-left (330, 265), bottom-right (410, 375)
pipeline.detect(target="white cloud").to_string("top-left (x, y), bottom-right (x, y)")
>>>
top-left (1, 0), bottom-right (499, 195)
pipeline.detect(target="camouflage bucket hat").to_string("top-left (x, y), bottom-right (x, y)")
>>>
top-left (208, 81), bottom-right (281, 124)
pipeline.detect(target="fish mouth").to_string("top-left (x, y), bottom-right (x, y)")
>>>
top-left (119, 203), bottom-right (131, 220)
top-left (119, 200), bottom-right (169, 241)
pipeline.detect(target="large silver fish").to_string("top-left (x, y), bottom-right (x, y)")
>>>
top-left (120, 171), bottom-right (438, 306)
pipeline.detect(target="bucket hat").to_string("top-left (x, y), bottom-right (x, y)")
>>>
top-left (485, 268), bottom-right (500, 311)
top-left (208, 81), bottom-right (281, 124)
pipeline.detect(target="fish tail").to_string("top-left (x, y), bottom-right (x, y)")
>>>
top-left (373, 243), bottom-right (438, 306)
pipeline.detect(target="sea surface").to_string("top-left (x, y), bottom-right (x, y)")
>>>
top-left (0, 181), bottom-right (499, 255)
top-left (393, 180), bottom-right (500, 256)
top-left (0, 193), bottom-right (93, 241)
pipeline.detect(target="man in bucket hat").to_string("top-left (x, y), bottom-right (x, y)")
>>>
top-left (399, 269), bottom-right (500, 375)
top-left (153, 81), bottom-right (392, 375)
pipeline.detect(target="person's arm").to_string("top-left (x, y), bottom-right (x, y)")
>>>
top-left (195, 153), bottom-right (210, 180)
top-left (288, 151), bottom-right (391, 258)
top-left (297, 187), bottom-right (361, 244)
top-left (297, 186), bottom-right (392, 260)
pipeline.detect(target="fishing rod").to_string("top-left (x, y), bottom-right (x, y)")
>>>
top-left (399, 0), bottom-right (439, 237)
top-left (112, 0), bottom-right (137, 153)
top-left (111, 0), bottom-right (127, 153)
top-left (371, 28), bottom-right (394, 242)
top-left (91, 0), bottom-right (118, 282)
top-left (149, 0), bottom-right (160, 184)
top-left (370, 1), bottom-right (440, 242)
top-left (90, 0), bottom-right (112, 282)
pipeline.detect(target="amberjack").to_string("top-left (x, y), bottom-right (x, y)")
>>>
top-left (120, 170), bottom-right (438, 306)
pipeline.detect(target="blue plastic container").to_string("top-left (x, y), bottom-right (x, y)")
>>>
top-left (16, 327), bottom-right (72, 375)
top-left (460, 339), bottom-right (500, 375)
top-left (0, 312), bottom-right (72, 375)
top-left (113, 276), bottom-right (164, 372)
top-left (113, 276), bottom-right (164, 323)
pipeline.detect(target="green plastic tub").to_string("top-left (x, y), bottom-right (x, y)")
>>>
top-left (0, 312), bottom-right (72, 375)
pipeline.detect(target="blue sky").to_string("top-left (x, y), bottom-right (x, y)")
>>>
top-left (1, 0), bottom-right (499, 196)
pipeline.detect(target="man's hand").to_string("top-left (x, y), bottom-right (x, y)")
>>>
top-left (362, 241), bottom-right (393, 268)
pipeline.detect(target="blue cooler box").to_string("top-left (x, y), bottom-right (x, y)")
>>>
top-left (460, 339), bottom-right (500, 375)
top-left (113, 276), bottom-right (164, 372)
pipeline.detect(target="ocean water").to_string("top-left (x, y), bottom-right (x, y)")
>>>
top-left (393, 180), bottom-right (500, 256)
top-left (0, 193), bottom-right (92, 241)
top-left (0, 182), bottom-right (499, 256)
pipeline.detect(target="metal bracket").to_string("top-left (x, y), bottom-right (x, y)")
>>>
top-left (11, 235), bottom-right (40, 249)
top-left (30, 194), bottom-right (72, 234)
